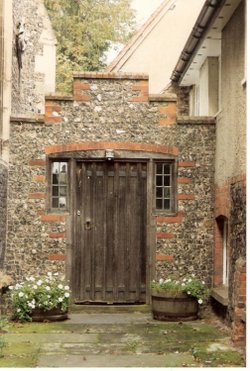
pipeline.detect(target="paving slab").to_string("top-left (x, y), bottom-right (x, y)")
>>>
top-left (0, 310), bottom-right (245, 368)
top-left (37, 353), bottom-right (197, 368)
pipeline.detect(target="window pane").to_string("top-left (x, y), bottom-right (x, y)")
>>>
top-left (52, 198), bottom-right (59, 208)
top-left (59, 197), bottom-right (66, 208)
top-left (156, 187), bottom-right (162, 198)
top-left (164, 164), bottom-right (170, 174)
top-left (156, 176), bottom-right (162, 186)
top-left (52, 186), bottom-right (59, 196)
top-left (156, 199), bottom-right (162, 209)
top-left (164, 199), bottom-right (170, 209)
top-left (156, 164), bottom-right (163, 174)
top-left (59, 186), bottom-right (67, 196)
top-left (52, 162), bottom-right (60, 174)
top-left (164, 176), bottom-right (170, 186)
top-left (53, 173), bottom-right (59, 184)
top-left (164, 187), bottom-right (170, 198)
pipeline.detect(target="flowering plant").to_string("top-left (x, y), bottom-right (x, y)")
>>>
top-left (9, 272), bottom-right (70, 322)
top-left (151, 275), bottom-right (209, 304)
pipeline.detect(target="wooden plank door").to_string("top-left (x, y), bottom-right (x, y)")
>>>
top-left (72, 161), bottom-right (147, 303)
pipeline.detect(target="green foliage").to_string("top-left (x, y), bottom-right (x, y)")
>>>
top-left (151, 275), bottom-right (210, 303)
top-left (9, 273), bottom-right (70, 322)
top-left (44, 0), bottom-right (136, 93)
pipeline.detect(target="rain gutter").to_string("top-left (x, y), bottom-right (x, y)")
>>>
top-left (170, 0), bottom-right (226, 84)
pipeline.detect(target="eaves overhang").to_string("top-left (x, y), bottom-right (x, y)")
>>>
top-left (170, 0), bottom-right (242, 86)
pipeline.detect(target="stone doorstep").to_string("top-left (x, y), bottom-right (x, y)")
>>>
top-left (211, 286), bottom-right (228, 306)
top-left (70, 304), bottom-right (151, 314)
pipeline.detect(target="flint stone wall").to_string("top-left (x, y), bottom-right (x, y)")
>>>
top-left (0, 163), bottom-right (8, 268)
top-left (6, 73), bottom-right (216, 292)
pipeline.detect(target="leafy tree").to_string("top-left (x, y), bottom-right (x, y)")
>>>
top-left (44, 0), bottom-right (135, 93)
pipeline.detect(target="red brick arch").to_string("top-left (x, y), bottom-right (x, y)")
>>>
top-left (44, 141), bottom-right (179, 156)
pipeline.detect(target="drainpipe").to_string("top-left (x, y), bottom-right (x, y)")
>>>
top-left (171, 0), bottom-right (226, 83)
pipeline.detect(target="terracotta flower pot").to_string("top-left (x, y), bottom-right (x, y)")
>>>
top-left (151, 290), bottom-right (198, 321)
top-left (31, 307), bottom-right (68, 322)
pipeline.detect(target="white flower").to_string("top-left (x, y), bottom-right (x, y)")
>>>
top-left (33, 285), bottom-right (38, 289)
top-left (198, 299), bottom-right (203, 304)
top-left (37, 280), bottom-right (42, 286)
top-left (181, 283), bottom-right (185, 286)
top-left (159, 278), bottom-right (164, 284)
top-left (45, 286), bottom-right (50, 291)
top-left (30, 277), bottom-right (35, 282)
top-left (187, 291), bottom-right (191, 295)
top-left (9, 285), bottom-right (14, 290)
top-left (64, 292), bottom-right (70, 298)
top-left (202, 281), bottom-right (205, 285)
top-left (47, 295), bottom-right (51, 298)
top-left (18, 292), bottom-right (24, 297)
top-left (58, 297), bottom-right (63, 302)
top-left (64, 285), bottom-right (70, 290)
top-left (188, 279), bottom-right (192, 282)
top-left (47, 272), bottom-right (52, 276)
top-left (17, 308), bottom-right (21, 313)
top-left (58, 284), bottom-right (63, 289)
top-left (182, 278), bottom-right (187, 282)
top-left (191, 274), bottom-right (195, 277)
top-left (54, 272), bottom-right (59, 276)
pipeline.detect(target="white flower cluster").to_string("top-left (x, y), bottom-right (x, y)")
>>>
top-left (10, 272), bottom-right (71, 320)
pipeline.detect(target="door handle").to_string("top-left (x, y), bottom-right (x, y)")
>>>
top-left (85, 219), bottom-right (92, 230)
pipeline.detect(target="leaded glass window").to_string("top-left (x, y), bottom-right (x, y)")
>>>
top-left (155, 162), bottom-right (174, 212)
top-left (51, 161), bottom-right (68, 209)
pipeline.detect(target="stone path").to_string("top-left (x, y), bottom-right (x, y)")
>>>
top-left (0, 307), bottom-right (245, 367)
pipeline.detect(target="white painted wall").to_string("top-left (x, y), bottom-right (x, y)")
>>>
top-left (111, 0), bottom-right (205, 93)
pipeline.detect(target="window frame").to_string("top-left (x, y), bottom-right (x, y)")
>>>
top-left (48, 159), bottom-right (70, 213)
top-left (153, 160), bottom-right (177, 215)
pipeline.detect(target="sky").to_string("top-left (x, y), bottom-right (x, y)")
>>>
top-left (106, 0), bottom-right (165, 64)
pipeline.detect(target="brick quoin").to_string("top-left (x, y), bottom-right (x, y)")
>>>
top-left (73, 79), bottom-right (92, 102)
top-left (158, 102), bottom-right (177, 126)
top-left (177, 194), bottom-right (195, 200)
top-left (45, 100), bottom-right (63, 124)
top-left (178, 161), bottom-right (196, 167)
top-left (29, 159), bottom-right (46, 167)
top-left (130, 80), bottom-right (149, 103)
top-left (156, 232), bottom-right (174, 240)
top-left (44, 142), bottom-right (179, 156)
top-left (48, 254), bottom-right (65, 261)
top-left (177, 177), bottom-right (192, 184)
top-left (28, 192), bottom-right (46, 199)
top-left (48, 232), bottom-right (66, 239)
top-left (40, 214), bottom-right (66, 222)
top-left (155, 254), bottom-right (174, 262)
top-left (156, 213), bottom-right (184, 224)
top-left (32, 175), bottom-right (45, 183)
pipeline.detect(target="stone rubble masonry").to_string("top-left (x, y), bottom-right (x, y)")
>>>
top-left (6, 73), bottom-right (216, 292)
top-left (12, 0), bottom-right (44, 115)
top-left (0, 163), bottom-right (8, 267)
